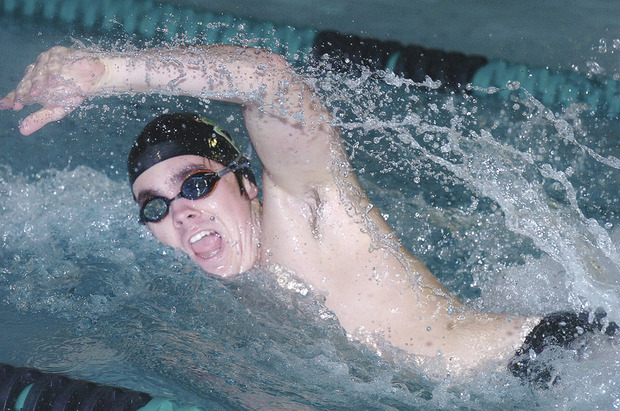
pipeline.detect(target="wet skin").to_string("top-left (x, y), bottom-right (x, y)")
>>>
top-left (132, 155), bottom-right (261, 277)
top-left (1, 45), bottom-right (540, 376)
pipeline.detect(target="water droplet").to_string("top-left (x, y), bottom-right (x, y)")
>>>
top-left (506, 81), bottom-right (520, 91)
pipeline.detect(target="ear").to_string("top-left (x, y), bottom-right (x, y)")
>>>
top-left (242, 177), bottom-right (259, 200)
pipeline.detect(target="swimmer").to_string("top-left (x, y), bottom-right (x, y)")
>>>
top-left (1, 45), bottom-right (614, 381)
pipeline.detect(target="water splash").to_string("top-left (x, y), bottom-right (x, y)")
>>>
top-left (1, 22), bottom-right (619, 407)
top-left (308, 62), bottom-right (619, 317)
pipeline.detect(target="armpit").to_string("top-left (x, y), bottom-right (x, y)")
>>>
top-left (301, 187), bottom-right (323, 238)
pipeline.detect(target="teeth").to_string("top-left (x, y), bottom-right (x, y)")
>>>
top-left (190, 230), bottom-right (219, 244)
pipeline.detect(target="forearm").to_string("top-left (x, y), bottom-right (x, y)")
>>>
top-left (98, 45), bottom-right (302, 112)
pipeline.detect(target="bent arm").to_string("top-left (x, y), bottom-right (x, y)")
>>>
top-left (2, 45), bottom-right (336, 194)
top-left (2, 45), bottom-right (540, 373)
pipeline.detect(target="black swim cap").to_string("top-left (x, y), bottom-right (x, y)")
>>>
top-left (127, 113), bottom-right (255, 188)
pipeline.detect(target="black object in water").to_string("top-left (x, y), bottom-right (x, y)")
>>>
top-left (509, 310), bottom-right (618, 388)
top-left (312, 30), bottom-right (488, 90)
top-left (0, 363), bottom-right (151, 411)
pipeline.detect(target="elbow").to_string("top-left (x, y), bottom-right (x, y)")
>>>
top-left (246, 47), bottom-right (292, 71)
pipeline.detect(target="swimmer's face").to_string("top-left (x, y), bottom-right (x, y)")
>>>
top-left (132, 155), bottom-right (260, 277)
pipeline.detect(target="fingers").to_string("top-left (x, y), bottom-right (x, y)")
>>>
top-left (0, 96), bottom-right (10, 110)
top-left (2, 76), bottom-right (34, 111)
top-left (4, 46), bottom-right (103, 134)
top-left (0, 92), bottom-right (21, 111)
top-left (3, 81), bottom-right (85, 135)
top-left (1, 91), bottom-right (76, 136)
top-left (1, 64), bottom-right (36, 109)
top-left (19, 106), bottom-right (74, 136)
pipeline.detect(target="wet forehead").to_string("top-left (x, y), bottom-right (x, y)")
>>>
top-left (132, 155), bottom-right (220, 202)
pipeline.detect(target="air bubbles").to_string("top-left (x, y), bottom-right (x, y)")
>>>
top-left (506, 81), bottom-right (520, 91)
top-left (586, 61), bottom-right (606, 76)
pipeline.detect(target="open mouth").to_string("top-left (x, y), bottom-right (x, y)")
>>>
top-left (189, 230), bottom-right (223, 259)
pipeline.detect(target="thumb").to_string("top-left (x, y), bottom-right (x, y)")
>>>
top-left (19, 106), bottom-right (74, 135)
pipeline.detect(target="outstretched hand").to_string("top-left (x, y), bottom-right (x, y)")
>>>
top-left (0, 46), bottom-right (106, 135)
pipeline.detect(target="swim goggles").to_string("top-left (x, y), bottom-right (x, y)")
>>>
top-left (139, 156), bottom-right (250, 224)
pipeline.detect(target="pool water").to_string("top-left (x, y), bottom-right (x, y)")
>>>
top-left (1, 2), bottom-right (619, 409)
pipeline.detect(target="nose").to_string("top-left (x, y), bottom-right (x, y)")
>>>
top-left (169, 198), bottom-right (202, 226)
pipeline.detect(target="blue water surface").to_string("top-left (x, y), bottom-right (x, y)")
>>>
top-left (1, 3), bottom-right (619, 409)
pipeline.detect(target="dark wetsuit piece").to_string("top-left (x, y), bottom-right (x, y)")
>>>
top-left (509, 310), bottom-right (618, 387)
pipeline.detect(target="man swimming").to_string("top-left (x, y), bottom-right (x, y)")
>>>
top-left (1, 44), bottom-right (614, 380)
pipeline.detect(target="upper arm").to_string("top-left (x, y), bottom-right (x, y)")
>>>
top-left (237, 50), bottom-right (339, 197)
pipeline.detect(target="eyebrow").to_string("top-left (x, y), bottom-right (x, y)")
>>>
top-left (135, 164), bottom-right (214, 204)
top-left (135, 188), bottom-right (160, 204)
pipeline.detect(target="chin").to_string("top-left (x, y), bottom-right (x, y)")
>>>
top-left (194, 256), bottom-right (239, 278)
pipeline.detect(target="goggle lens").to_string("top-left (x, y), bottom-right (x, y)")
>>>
top-left (142, 197), bottom-right (170, 222)
top-left (181, 172), bottom-right (218, 199)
